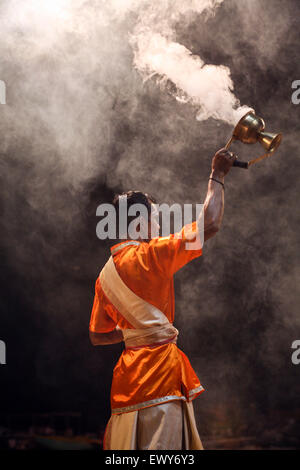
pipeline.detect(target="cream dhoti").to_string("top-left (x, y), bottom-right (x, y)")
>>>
top-left (104, 400), bottom-right (203, 450)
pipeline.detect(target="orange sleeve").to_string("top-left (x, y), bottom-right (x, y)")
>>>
top-left (89, 278), bottom-right (117, 333)
top-left (147, 221), bottom-right (202, 277)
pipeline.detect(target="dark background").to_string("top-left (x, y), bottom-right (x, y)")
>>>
top-left (0, 0), bottom-right (299, 449)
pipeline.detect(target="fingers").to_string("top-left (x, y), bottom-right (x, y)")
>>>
top-left (215, 149), bottom-right (237, 161)
top-left (212, 148), bottom-right (238, 176)
top-left (228, 151), bottom-right (237, 162)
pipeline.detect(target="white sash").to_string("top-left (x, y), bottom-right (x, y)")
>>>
top-left (99, 247), bottom-right (178, 348)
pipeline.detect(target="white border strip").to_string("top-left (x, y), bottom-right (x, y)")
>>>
top-left (188, 385), bottom-right (204, 397)
top-left (111, 387), bottom-right (204, 414)
top-left (111, 241), bottom-right (140, 255)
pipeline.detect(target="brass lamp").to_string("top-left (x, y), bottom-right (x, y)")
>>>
top-left (225, 111), bottom-right (282, 169)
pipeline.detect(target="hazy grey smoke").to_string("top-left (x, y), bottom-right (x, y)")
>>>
top-left (0, 0), bottom-right (250, 198)
top-left (0, 0), bottom-right (117, 188)
top-left (128, 0), bottom-right (251, 124)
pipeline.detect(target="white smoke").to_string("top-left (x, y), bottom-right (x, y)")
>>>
top-left (0, 0), bottom-right (251, 195)
top-left (0, 0), bottom-right (118, 187)
top-left (127, 0), bottom-right (252, 125)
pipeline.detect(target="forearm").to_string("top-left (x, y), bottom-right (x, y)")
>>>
top-left (201, 169), bottom-right (225, 240)
top-left (89, 328), bottom-right (124, 346)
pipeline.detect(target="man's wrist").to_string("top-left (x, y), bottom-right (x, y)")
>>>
top-left (210, 170), bottom-right (225, 182)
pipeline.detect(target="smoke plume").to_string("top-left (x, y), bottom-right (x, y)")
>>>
top-left (129, 0), bottom-right (251, 124)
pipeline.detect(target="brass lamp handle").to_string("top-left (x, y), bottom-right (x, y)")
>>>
top-left (233, 160), bottom-right (249, 169)
top-left (247, 151), bottom-right (273, 167)
top-left (225, 137), bottom-right (249, 170)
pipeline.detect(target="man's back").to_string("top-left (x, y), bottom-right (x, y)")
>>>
top-left (90, 222), bottom-right (204, 413)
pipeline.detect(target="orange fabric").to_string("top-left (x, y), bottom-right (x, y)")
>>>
top-left (89, 222), bottom-right (204, 413)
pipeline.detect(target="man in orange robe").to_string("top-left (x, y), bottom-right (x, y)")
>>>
top-left (89, 148), bottom-right (235, 450)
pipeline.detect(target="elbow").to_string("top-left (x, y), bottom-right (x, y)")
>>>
top-left (204, 220), bottom-right (220, 241)
top-left (209, 210), bottom-right (222, 232)
top-left (211, 220), bottom-right (221, 234)
top-left (89, 330), bottom-right (98, 346)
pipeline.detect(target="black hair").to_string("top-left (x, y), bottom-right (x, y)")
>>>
top-left (112, 190), bottom-right (157, 238)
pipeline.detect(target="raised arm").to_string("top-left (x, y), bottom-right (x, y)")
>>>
top-left (201, 148), bottom-right (236, 242)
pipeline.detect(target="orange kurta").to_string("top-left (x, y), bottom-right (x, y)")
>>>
top-left (89, 222), bottom-right (204, 414)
